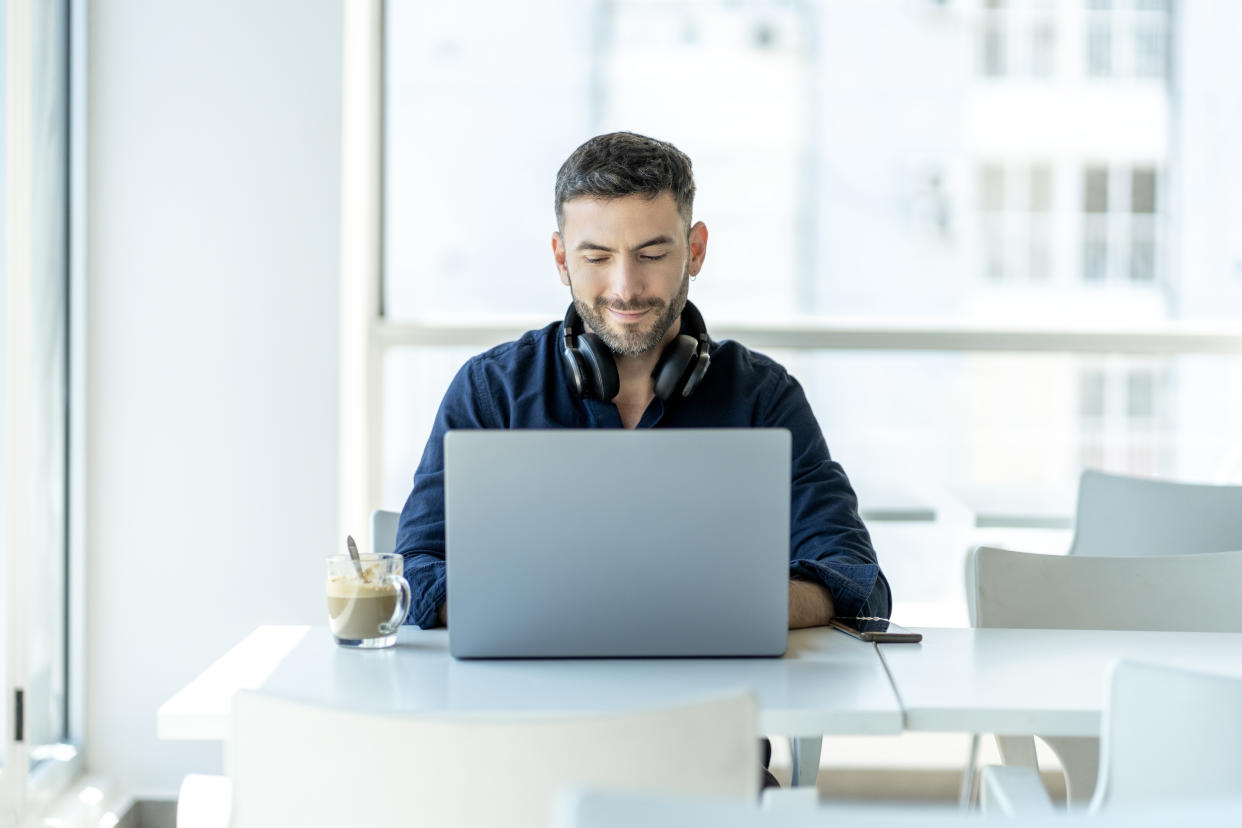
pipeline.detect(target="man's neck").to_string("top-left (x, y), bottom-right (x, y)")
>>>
top-left (608, 318), bottom-right (682, 428)
top-left (610, 353), bottom-right (660, 429)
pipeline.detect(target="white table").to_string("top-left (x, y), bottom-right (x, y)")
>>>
top-left (878, 627), bottom-right (1242, 735)
top-left (160, 624), bottom-right (903, 787)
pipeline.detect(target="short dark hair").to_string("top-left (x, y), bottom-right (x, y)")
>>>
top-left (554, 132), bottom-right (695, 233)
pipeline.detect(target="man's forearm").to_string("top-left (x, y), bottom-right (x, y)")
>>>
top-left (788, 578), bottom-right (835, 629)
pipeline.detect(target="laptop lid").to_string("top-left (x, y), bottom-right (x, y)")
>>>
top-left (445, 429), bottom-right (790, 658)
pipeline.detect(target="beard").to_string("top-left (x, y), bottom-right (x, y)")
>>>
top-left (570, 263), bottom-right (691, 357)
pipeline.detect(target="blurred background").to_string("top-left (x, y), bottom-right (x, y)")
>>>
top-left (380, 0), bottom-right (1242, 627)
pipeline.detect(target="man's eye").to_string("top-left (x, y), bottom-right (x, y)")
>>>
top-left (584, 256), bottom-right (607, 264)
top-left (640, 254), bottom-right (667, 262)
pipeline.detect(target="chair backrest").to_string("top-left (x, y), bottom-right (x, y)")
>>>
top-left (229, 689), bottom-right (757, 828)
top-left (1091, 659), bottom-right (1242, 810)
top-left (1069, 470), bottom-right (1242, 557)
top-left (972, 546), bottom-right (1242, 631)
top-left (964, 470), bottom-right (1242, 626)
top-left (370, 508), bottom-right (399, 555)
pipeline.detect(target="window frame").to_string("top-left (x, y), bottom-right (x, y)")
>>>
top-left (1, 0), bottom-right (84, 819)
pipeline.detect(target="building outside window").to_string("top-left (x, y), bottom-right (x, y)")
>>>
top-left (1086, 0), bottom-right (1169, 79)
top-left (1081, 164), bottom-right (1161, 285)
top-left (1078, 361), bottom-right (1169, 475)
top-left (380, 0), bottom-right (1241, 625)
top-left (979, 0), bottom-right (1058, 79)
top-left (978, 162), bottom-right (1054, 283)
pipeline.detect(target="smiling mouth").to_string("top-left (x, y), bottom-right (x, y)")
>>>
top-left (606, 307), bottom-right (653, 323)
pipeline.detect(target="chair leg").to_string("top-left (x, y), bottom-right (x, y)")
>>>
top-left (995, 734), bottom-right (1039, 768)
top-left (959, 732), bottom-right (981, 809)
top-left (1041, 736), bottom-right (1099, 808)
top-left (789, 736), bottom-right (822, 788)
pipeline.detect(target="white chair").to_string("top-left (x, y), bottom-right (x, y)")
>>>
top-left (1069, 469), bottom-right (1242, 557)
top-left (968, 546), bottom-right (1242, 808)
top-left (371, 507), bottom-right (399, 555)
top-left (974, 546), bottom-right (1242, 632)
top-left (981, 659), bottom-right (1242, 815)
top-left (177, 689), bottom-right (758, 828)
top-left (963, 469), bottom-right (1242, 631)
top-left (961, 469), bottom-right (1242, 807)
top-left (1094, 659), bottom-right (1242, 808)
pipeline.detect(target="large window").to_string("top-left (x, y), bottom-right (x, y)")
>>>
top-left (377, 0), bottom-right (1242, 624)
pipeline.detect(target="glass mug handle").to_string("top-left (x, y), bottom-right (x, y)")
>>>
top-left (378, 573), bottom-right (412, 636)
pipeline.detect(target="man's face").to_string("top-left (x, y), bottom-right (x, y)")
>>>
top-left (553, 192), bottom-right (708, 357)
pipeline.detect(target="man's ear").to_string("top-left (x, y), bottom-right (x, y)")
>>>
top-left (688, 221), bottom-right (708, 277)
top-left (552, 232), bottom-right (570, 286)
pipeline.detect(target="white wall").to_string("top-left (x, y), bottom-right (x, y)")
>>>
top-left (86, 0), bottom-right (341, 796)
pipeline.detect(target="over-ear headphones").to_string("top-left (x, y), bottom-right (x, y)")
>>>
top-left (561, 300), bottom-right (712, 402)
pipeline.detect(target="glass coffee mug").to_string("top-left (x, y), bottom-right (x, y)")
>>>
top-left (325, 553), bottom-right (412, 648)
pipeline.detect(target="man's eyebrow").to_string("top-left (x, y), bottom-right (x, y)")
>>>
top-left (634, 235), bottom-right (674, 250)
top-left (573, 236), bottom-right (674, 253)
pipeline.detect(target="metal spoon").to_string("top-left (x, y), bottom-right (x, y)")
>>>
top-left (346, 534), bottom-right (368, 582)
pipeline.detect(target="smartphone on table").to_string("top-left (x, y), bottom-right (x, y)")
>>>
top-left (830, 616), bottom-right (923, 643)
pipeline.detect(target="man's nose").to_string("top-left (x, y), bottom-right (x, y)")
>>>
top-left (608, 258), bottom-right (643, 302)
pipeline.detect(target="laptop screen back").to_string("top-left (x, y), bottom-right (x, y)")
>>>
top-left (445, 429), bottom-right (790, 658)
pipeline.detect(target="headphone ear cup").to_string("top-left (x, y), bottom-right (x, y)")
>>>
top-left (561, 345), bottom-right (589, 398)
top-left (577, 333), bottom-right (620, 401)
top-left (652, 335), bottom-right (699, 401)
top-left (681, 347), bottom-right (710, 397)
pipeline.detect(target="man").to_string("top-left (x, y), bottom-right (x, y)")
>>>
top-left (395, 131), bottom-right (890, 630)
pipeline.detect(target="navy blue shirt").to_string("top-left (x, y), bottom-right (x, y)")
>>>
top-left (395, 320), bottom-right (892, 629)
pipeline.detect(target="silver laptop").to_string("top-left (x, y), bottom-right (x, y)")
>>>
top-left (444, 429), bottom-right (790, 658)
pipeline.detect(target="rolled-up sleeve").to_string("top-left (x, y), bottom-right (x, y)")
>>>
top-left (761, 371), bottom-right (892, 619)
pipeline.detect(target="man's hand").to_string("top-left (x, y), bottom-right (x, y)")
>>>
top-left (788, 579), bottom-right (835, 629)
